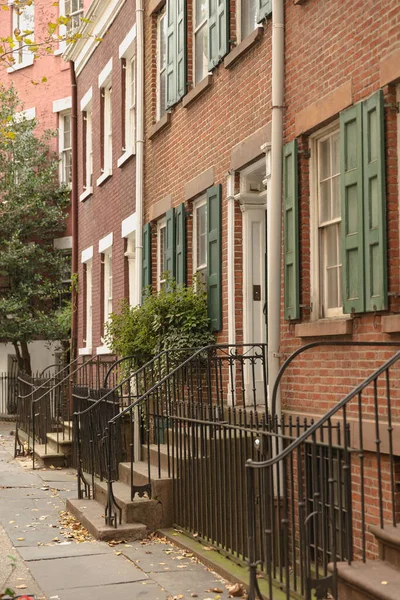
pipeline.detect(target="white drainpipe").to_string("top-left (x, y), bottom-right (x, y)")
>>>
top-left (227, 171), bottom-right (236, 405)
top-left (134, 0), bottom-right (144, 306)
top-left (267, 0), bottom-right (284, 419)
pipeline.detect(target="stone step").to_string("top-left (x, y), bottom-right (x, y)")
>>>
top-left (370, 525), bottom-right (400, 569)
top-left (46, 432), bottom-right (73, 456)
top-left (92, 476), bottom-right (171, 529)
top-left (334, 560), bottom-right (400, 600)
top-left (33, 444), bottom-right (66, 468)
top-left (66, 497), bottom-right (147, 542)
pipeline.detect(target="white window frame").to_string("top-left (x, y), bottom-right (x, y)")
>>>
top-left (80, 88), bottom-right (93, 200)
top-left (237, 0), bottom-right (258, 43)
top-left (85, 260), bottom-right (93, 351)
top-left (157, 218), bottom-right (167, 291)
top-left (156, 7), bottom-right (167, 121)
top-left (59, 111), bottom-right (72, 186)
top-left (103, 249), bottom-right (113, 323)
top-left (118, 26), bottom-right (137, 166)
top-left (80, 246), bottom-right (93, 356)
top-left (104, 85), bottom-right (113, 173)
top-left (8, 3), bottom-right (35, 72)
top-left (310, 121), bottom-right (344, 320)
top-left (192, 196), bottom-right (207, 284)
top-left (193, 0), bottom-right (208, 86)
top-left (57, 0), bottom-right (84, 53)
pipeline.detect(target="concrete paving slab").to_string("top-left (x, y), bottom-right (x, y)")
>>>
top-left (28, 553), bottom-right (149, 591)
top-left (122, 543), bottom-right (196, 572)
top-left (8, 525), bottom-right (65, 547)
top-left (38, 471), bottom-right (77, 483)
top-left (150, 569), bottom-right (230, 598)
top-left (19, 541), bottom-right (114, 561)
top-left (51, 580), bottom-right (166, 600)
top-left (0, 487), bottom-right (51, 499)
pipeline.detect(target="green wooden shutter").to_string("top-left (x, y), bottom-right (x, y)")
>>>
top-left (283, 140), bottom-right (300, 320)
top-left (208, 0), bottom-right (229, 70)
top-left (166, 0), bottom-right (177, 108)
top-left (362, 90), bottom-right (387, 311)
top-left (142, 223), bottom-right (152, 295)
top-left (257, 0), bottom-right (272, 22)
top-left (340, 103), bottom-right (364, 314)
top-left (176, 0), bottom-right (187, 100)
top-left (175, 203), bottom-right (186, 285)
top-left (207, 184), bottom-right (222, 332)
top-left (165, 208), bottom-right (176, 279)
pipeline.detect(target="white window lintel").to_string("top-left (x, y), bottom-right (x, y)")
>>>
top-left (81, 246), bottom-right (93, 264)
top-left (98, 58), bottom-right (113, 88)
top-left (80, 87), bottom-right (93, 111)
top-left (98, 233), bottom-right (113, 253)
top-left (122, 213), bottom-right (137, 238)
top-left (53, 96), bottom-right (72, 113)
top-left (119, 24), bottom-right (137, 59)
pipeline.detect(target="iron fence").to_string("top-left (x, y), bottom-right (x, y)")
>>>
top-left (247, 344), bottom-right (400, 600)
top-left (0, 372), bottom-right (18, 417)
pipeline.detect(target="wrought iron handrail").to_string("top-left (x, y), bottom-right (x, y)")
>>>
top-left (101, 343), bottom-right (268, 526)
top-left (271, 340), bottom-right (400, 418)
top-left (247, 345), bottom-right (400, 600)
top-left (103, 355), bottom-right (136, 388)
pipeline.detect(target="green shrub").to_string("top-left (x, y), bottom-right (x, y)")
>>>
top-left (104, 277), bottom-right (215, 372)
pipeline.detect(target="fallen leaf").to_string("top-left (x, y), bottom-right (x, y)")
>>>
top-left (115, 551), bottom-right (122, 556)
top-left (16, 584), bottom-right (27, 589)
top-left (207, 589), bottom-right (223, 594)
top-left (226, 583), bottom-right (246, 597)
top-left (9, 520), bottom-right (15, 524)
top-left (17, 537), bottom-right (25, 541)
top-left (381, 581), bottom-right (388, 585)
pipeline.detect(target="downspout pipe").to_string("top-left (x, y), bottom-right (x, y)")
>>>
top-left (267, 0), bottom-right (284, 419)
top-left (70, 60), bottom-right (78, 360)
top-left (134, 0), bottom-right (144, 306)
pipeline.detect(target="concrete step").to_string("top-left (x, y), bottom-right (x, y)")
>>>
top-left (142, 444), bottom-right (171, 472)
top-left (33, 444), bottom-right (66, 468)
top-left (92, 476), bottom-right (172, 529)
top-left (46, 432), bottom-right (73, 456)
top-left (66, 497), bottom-right (147, 542)
top-left (370, 525), bottom-right (400, 569)
top-left (63, 420), bottom-right (73, 437)
top-left (333, 560), bottom-right (400, 600)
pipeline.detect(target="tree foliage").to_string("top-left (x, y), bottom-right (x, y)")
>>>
top-left (0, 84), bottom-right (71, 374)
top-left (105, 277), bottom-right (215, 373)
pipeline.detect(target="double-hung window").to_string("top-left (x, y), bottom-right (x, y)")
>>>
top-left (157, 7), bottom-right (167, 120)
top-left (83, 110), bottom-right (93, 190)
top-left (194, 0), bottom-right (208, 85)
top-left (11, 2), bottom-right (34, 70)
top-left (237, 0), bottom-right (272, 43)
top-left (119, 26), bottom-right (137, 162)
top-left (64, 0), bottom-right (84, 35)
top-left (284, 90), bottom-right (387, 322)
top-left (192, 0), bottom-right (229, 85)
top-left (103, 250), bottom-right (113, 324)
top-left (315, 128), bottom-right (342, 317)
top-left (85, 260), bottom-right (93, 350)
top-left (103, 86), bottom-right (112, 174)
top-left (60, 112), bottom-right (72, 185)
top-left (193, 198), bottom-right (207, 285)
top-left (157, 218), bottom-right (167, 290)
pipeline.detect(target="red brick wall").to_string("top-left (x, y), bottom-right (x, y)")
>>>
top-left (279, 0), bottom-right (400, 416)
top-left (76, 2), bottom-right (137, 350)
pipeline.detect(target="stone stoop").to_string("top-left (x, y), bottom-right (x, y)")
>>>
top-left (330, 525), bottom-right (400, 600)
top-left (66, 445), bottom-right (173, 542)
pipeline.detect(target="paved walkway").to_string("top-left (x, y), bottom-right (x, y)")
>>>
top-left (0, 422), bottom-right (236, 600)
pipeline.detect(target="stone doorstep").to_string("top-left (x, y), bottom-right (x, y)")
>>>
top-left (46, 432), bottom-right (73, 454)
top-left (331, 560), bottom-right (400, 600)
top-left (32, 444), bottom-right (66, 468)
top-left (369, 525), bottom-right (400, 569)
top-left (66, 497), bottom-right (147, 542)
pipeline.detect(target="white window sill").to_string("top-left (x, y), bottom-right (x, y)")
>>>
top-left (117, 149), bottom-right (135, 168)
top-left (295, 318), bottom-right (353, 338)
top-left (79, 187), bottom-right (93, 202)
top-left (96, 170), bottom-right (112, 187)
top-left (7, 57), bottom-right (34, 73)
top-left (96, 344), bottom-right (112, 355)
top-left (78, 347), bottom-right (92, 356)
top-left (54, 47), bottom-right (65, 57)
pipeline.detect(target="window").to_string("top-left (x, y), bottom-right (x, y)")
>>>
top-left (314, 128), bottom-right (342, 318)
top-left (83, 109), bottom-right (93, 190)
top-left (11, 3), bottom-right (34, 69)
top-left (100, 84), bottom-right (112, 179)
top-left (238, 0), bottom-right (257, 42)
top-left (59, 112), bottom-right (72, 185)
top-left (194, 0), bottom-right (208, 85)
top-left (165, 1), bottom-right (187, 107)
top-left (284, 91), bottom-right (387, 322)
top-left (193, 198), bottom-right (207, 285)
top-left (123, 56), bottom-right (136, 154)
top-left (157, 218), bottom-right (167, 290)
top-left (157, 7), bottom-right (167, 120)
top-left (64, 0), bottom-right (84, 34)
top-left (125, 234), bottom-right (136, 306)
top-left (103, 250), bottom-right (113, 323)
top-left (85, 260), bottom-right (93, 350)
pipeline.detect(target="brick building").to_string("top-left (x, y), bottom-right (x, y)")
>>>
top-left (0, 0), bottom-right (92, 375)
top-left (64, 1), bottom-right (400, 598)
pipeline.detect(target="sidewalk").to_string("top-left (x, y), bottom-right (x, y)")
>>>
top-left (0, 422), bottom-right (240, 600)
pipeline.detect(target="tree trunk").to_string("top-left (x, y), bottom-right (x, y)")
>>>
top-left (13, 342), bottom-right (32, 376)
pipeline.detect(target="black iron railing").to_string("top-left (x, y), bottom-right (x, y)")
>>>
top-left (73, 347), bottom-right (204, 501)
top-left (99, 343), bottom-right (268, 527)
top-left (247, 343), bottom-right (400, 600)
top-left (15, 355), bottom-right (115, 466)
